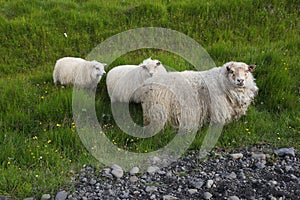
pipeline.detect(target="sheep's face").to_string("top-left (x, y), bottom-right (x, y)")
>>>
top-left (225, 62), bottom-right (255, 87)
top-left (91, 61), bottom-right (107, 80)
top-left (140, 58), bottom-right (163, 76)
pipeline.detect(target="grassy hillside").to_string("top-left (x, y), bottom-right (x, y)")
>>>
top-left (0, 0), bottom-right (299, 198)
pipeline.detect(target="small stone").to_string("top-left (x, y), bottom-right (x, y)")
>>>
top-left (290, 174), bottom-right (298, 180)
top-left (239, 172), bottom-right (246, 180)
top-left (225, 172), bottom-right (237, 179)
top-left (130, 167), bottom-right (140, 175)
top-left (81, 177), bottom-right (88, 183)
top-left (255, 160), bottom-right (266, 169)
top-left (188, 189), bottom-right (198, 194)
top-left (206, 179), bottom-right (214, 188)
top-left (147, 166), bottom-right (160, 174)
top-left (269, 180), bottom-right (278, 185)
top-left (89, 179), bottom-right (97, 185)
top-left (41, 194), bottom-right (51, 200)
top-left (55, 190), bottom-right (68, 200)
top-left (1, 197), bottom-right (7, 200)
top-left (251, 153), bottom-right (266, 160)
top-left (163, 195), bottom-right (178, 200)
top-left (191, 179), bottom-right (204, 189)
top-left (203, 192), bottom-right (213, 199)
top-left (274, 147), bottom-right (295, 157)
top-left (101, 169), bottom-right (113, 179)
top-left (111, 168), bottom-right (124, 178)
top-left (228, 195), bottom-right (240, 200)
top-left (146, 186), bottom-right (158, 193)
top-left (285, 165), bottom-right (293, 172)
top-left (111, 164), bottom-right (122, 170)
top-left (129, 175), bottom-right (139, 183)
top-left (120, 190), bottom-right (129, 198)
top-left (150, 194), bottom-right (156, 200)
top-left (230, 153), bottom-right (243, 159)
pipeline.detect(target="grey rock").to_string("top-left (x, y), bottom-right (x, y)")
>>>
top-left (89, 179), bottom-right (97, 185)
top-left (129, 167), bottom-right (140, 175)
top-left (111, 165), bottom-right (124, 178)
top-left (255, 161), bottom-right (266, 169)
top-left (147, 166), bottom-right (160, 174)
top-left (268, 195), bottom-right (277, 200)
top-left (290, 174), bottom-right (298, 180)
top-left (111, 164), bottom-right (122, 170)
top-left (55, 190), bottom-right (68, 200)
top-left (228, 195), bottom-right (240, 200)
top-left (146, 186), bottom-right (158, 193)
top-left (191, 178), bottom-right (205, 189)
top-left (274, 147), bottom-right (295, 157)
top-left (225, 172), bottom-right (237, 179)
top-left (269, 180), bottom-right (278, 185)
top-left (251, 153), bottom-right (266, 160)
top-left (188, 189), bottom-right (198, 194)
top-left (81, 177), bottom-right (87, 183)
top-left (41, 194), bottom-right (51, 200)
top-left (163, 195), bottom-right (178, 200)
top-left (230, 153), bottom-right (243, 159)
top-left (285, 165), bottom-right (293, 172)
top-left (206, 179), bottom-right (214, 188)
top-left (203, 192), bottom-right (213, 199)
top-left (129, 175), bottom-right (139, 183)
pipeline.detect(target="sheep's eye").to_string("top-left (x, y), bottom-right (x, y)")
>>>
top-left (156, 62), bottom-right (161, 66)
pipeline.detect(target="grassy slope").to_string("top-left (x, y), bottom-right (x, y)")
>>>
top-left (0, 0), bottom-right (299, 198)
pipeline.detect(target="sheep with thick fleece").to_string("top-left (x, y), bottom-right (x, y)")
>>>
top-left (106, 58), bottom-right (167, 103)
top-left (53, 57), bottom-right (107, 89)
top-left (138, 61), bottom-right (258, 129)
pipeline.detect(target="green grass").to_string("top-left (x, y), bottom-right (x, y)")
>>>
top-left (1, 0), bottom-right (299, 198)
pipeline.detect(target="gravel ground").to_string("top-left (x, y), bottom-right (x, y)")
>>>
top-left (59, 145), bottom-right (299, 200)
top-left (14, 146), bottom-right (299, 200)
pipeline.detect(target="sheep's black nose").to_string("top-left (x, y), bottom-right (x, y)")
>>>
top-left (237, 79), bottom-right (244, 83)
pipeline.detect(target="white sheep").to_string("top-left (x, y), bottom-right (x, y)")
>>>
top-left (53, 57), bottom-right (107, 89)
top-left (106, 57), bottom-right (167, 103)
top-left (137, 61), bottom-right (258, 129)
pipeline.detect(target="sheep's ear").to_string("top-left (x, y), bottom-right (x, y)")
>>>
top-left (248, 64), bottom-right (256, 73)
top-left (225, 63), bottom-right (234, 73)
top-left (103, 63), bottom-right (107, 68)
top-left (140, 64), bottom-right (147, 69)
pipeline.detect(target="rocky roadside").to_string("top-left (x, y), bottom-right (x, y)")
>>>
top-left (8, 146), bottom-right (300, 200)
